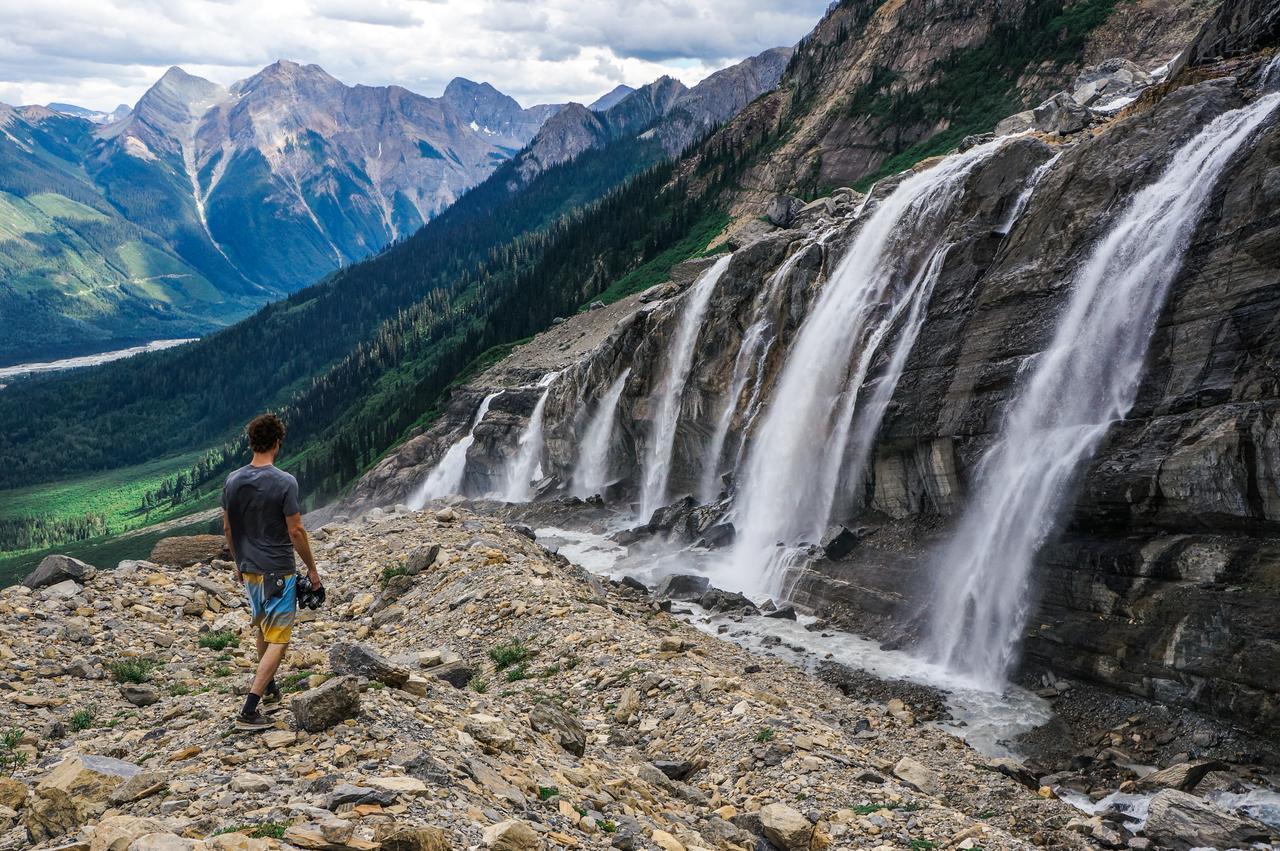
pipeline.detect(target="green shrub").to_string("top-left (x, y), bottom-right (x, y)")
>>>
top-left (504, 664), bottom-right (528, 683)
top-left (380, 564), bottom-right (409, 588)
top-left (489, 640), bottom-right (529, 670)
top-left (470, 678), bottom-right (489, 694)
top-left (537, 785), bottom-right (559, 801)
top-left (213, 822), bottom-right (290, 840)
top-left (109, 658), bottom-right (158, 684)
top-left (69, 706), bottom-right (97, 732)
top-left (0, 728), bottom-right (26, 775)
top-left (198, 630), bottom-right (239, 651)
top-left (755, 727), bottom-right (775, 743)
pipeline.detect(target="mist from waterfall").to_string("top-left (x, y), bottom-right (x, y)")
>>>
top-left (571, 368), bottom-right (632, 499)
top-left (924, 93), bottom-right (1280, 689)
top-left (407, 391), bottom-right (502, 509)
top-left (718, 137), bottom-right (1012, 599)
top-left (497, 371), bottom-right (560, 502)
top-left (637, 254), bottom-right (732, 520)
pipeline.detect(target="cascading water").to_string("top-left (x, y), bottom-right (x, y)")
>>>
top-left (497, 371), bottom-right (560, 502)
top-left (407, 391), bottom-right (502, 509)
top-left (571, 368), bottom-right (632, 499)
top-left (637, 254), bottom-right (732, 520)
top-left (695, 237), bottom-right (830, 503)
top-left (995, 152), bottom-right (1061, 235)
top-left (924, 92), bottom-right (1280, 689)
top-left (721, 137), bottom-right (1012, 598)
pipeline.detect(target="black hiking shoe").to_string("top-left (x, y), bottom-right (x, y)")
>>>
top-left (234, 710), bottom-right (273, 731)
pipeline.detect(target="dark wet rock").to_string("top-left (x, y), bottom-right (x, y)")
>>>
top-left (654, 574), bottom-right (711, 602)
top-left (699, 588), bottom-right (758, 614)
top-left (822, 527), bottom-right (861, 561)
top-left (429, 661), bottom-right (475, 688)
top-left (1136, 759), bottom-right (1229, 792)
top-left (1143, 788), bottom-right (1272, 850)
top-left (764, 605), bottom-right (797, 620)
top-left (817, 661), bottom-right (950, 722)
top-left (765, 194), bottom-right (805, 227)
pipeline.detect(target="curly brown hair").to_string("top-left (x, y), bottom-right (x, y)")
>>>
top-left (246, 413), bottom-right (286, 454)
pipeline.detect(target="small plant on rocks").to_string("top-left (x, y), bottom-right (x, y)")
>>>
top-left (470, 677), bottom-right (490, 694)
top-left (755, 727), bottom-right (775, 743)
top-left (198, 630), bottom-right (240, 651)
top-left (380, 563), bottom-right (410, 588)
top-left (109, 658), bottom-right (158, 684)
top-left (69, 706), bottom-right (97, 732)
top-left (213, 822), bottom-right (291, 840)
top-left (0, 728), bottom-right (26, 775)
top-left (504, 664), bottom-right (528, 683)
top-left (537, 785), bottom-right (559, 801)
top-left (280, 671), bottom-right (314, 693)
top-left (489, 639), bottom-right (530, 670)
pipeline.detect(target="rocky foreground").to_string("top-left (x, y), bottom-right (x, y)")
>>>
top-left (0, 506), bottom-right (1274, 851)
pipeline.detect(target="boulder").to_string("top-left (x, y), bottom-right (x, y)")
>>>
top-left (0, 777), bottom-right (27, 810)
top-left (375, 823), bottom-right (450, 851)
top-left (994, 109), bottom-right (1035, 136)
top-left (292, 675), bottom-right (361, 732)
top-left (148, 535), bottom-right (229, 566)
top-left (23, 555), bottom-right (95, 590)
top-left (42, 579), bottom-right (82, 600)
top-left (765, 194), bottom-right (805, 228)
top-left (759, 802), bottom-right (813, 850)
top-left (88, 815), bottom-right (170, 851)
top-left (38, 754), bottom-right (139, 802)
top-left (698, 588), bottom-right (758, 614)
top-left (1135, 759), bottom-right (1228, 792)
top-left (822, 526), bottom-right (861, 561)
top-left (229, 773), bottom-right (272, 793)
top-left (893, 755), bottom-right (942, 796)
top-left (24, 788), bottom-right (81, 844)
top-left (1032, 92), bottom-right (1091, 134)
top-left (1144, 788), bottom-right (1272, 850)
top-left (121, 684), bottom-right (159, 707)
top-left (326, 783), bottom-right (397, 809)
top-left (329, 642), bottom-right (410, 687)
top-left (654, 574), bottom-right (710, 602)
top-left (986, 757), bottom-right (1038, 790)
top-left (764, 605), bottom-right (797, 620)
top-left (107, 770), bottom-right (169, 805)
top-left (528, 702), bottom-right (586, 756)
top-left (482, 818), bottom-right (540, 849)
top-left (405, 544), bottom-right (441, 574)
top-left (429, 660), bottom-right (475, 688)
top-left (465, 714), bottom-right (516, 752)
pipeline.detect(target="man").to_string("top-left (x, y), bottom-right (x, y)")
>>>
top-left (221, 413), bottom-right (322, 731)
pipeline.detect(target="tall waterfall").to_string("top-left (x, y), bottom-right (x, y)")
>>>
top-left (637, 254), bottom-right (732, 520)
top-left (571, 368), bottom-right (632, 499)
top-left (924, 93), bottom-right (1280, 689)
top-left (497, 372), bottom-right (560, 502)
top-left (722, 137), bottom-right (1011, 598)
top-left (407, 391), bottom-right (502, 509)
top-left (995, 152), bottom-right (1060, 235)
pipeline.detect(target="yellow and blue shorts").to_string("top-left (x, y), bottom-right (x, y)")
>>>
top-left (243, 573), bottom-right (297, 644)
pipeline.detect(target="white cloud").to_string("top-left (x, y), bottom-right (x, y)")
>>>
top-left (0, 0), bottom-right (828, 110)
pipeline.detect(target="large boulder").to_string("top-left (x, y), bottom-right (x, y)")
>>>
top-left (23, 555), bottom-right (94, 590)
top-left (482, 818), bottom-right (540, 850)
top-left (88, 815), bottom-right (170, 851)
top-left (1136, 759), bottom-right (1228, 792)
top-left (765, 194), bottom-right (805, 228)
top-left (1144, 788), bottom-right (1272, 850)
top-left (893, 756), bottom-right (942, 796)
top-left (1032, 92), bottom-right (1091, 134)
top-left (759, 803), bottom-right (813, 850)
top-left (38, 754), bottom-right (139, 802)
top-left (329, 642), bottom-right (410, 687)
top-left (291, 675), bottom-right (361, 732)
top-left (149, 535), bottom-right (229, 566)
top-left (528, 702), bottom-right (586, 756)
top-left (654, 574), bottom-right (710, 602)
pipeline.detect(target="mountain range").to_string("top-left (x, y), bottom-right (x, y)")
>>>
top-left (0, 62), bottom-right (565, 364)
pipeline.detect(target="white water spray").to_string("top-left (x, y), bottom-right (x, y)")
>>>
top-left (497, 372), bottom-right (559, 502)
top-left (721, 137), bottom-right (1011, 598)
top-left (995, 152), bottom-right (1061, 235)
top-left (924, 93), bottom-right (1280, 688)
top-left (571, 368), bottom-right (632, 499)
top-left (637, 254), bottom-right (732, 520)
top-left (407, 391), bottom-right (502, 508)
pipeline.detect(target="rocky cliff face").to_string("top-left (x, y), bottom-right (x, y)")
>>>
top-left (346, 0), bottom-right (1280, 739)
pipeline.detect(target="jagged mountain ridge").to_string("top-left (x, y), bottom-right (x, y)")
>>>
top-left (0, 62), bottom-right (565, 363)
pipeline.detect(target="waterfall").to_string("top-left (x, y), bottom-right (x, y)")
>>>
top-left (497, 371), bottom-right (560, 502)
top-left (637, 254), bottom-right (733, 520)
top-left (721, 137), bottom-right (1012, 598)
top-left (407, 391), bottom-right (502, 509)
top-left (571, 368), bottom-right (632, 499)
top-left (697, 321), bottom-right (765, 503)
top-left (924, 93), bottom-right (1280, 689)
top-left (995, 152), bottom-right (1061, 235)
top-left (1262, 52), bottom-right (1280, 90)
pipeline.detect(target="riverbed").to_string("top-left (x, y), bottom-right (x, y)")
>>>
top-left (0, 339), bottom-right (195, 385)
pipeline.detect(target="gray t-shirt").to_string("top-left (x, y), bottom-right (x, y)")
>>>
top-left (221, 464), bottom-right (301, 574)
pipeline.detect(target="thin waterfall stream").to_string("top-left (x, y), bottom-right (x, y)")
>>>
top-left (571, 369), bottom-right (632, 499)
top-left (407, 391), bottom-right (503, 508)
top-left (497, 371), bottom-right (560, 502)
top-left (924, 92), bottom-right (1280, 688)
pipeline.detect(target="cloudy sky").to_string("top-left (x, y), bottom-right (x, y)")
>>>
top-left (0, 0), bottom-right (831, 111)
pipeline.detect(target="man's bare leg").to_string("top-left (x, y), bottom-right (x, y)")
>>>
top-left (250, 641), bottom-right (287, 697)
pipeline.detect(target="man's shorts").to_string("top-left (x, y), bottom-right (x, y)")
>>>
top-left (244, 573), bottom-right (297, 644)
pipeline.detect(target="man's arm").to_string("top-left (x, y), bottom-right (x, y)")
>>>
top-left (286, 514), bottom-right (321, 588)
top-left (223, 510), bottom-right (241, 583)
